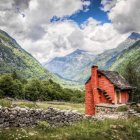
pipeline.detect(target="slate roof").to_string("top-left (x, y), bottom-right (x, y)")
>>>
top-left (85, 69), bottom-right (134, 90)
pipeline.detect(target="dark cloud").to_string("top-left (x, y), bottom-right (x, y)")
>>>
top-left (27, 26), bottom-right (46, 41)
top-left (12, 0), bottom-right (31, 9)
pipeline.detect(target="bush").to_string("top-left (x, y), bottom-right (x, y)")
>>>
top-left (37, 121), bottom-right (51, 131)
top-left (0, 75), bottom-right (23, 98)
top-left (133, 107), bottom-right (140, 113)
top-left (0, 74), bottom-right (84, 103)
top-left (116, 105), bottom-right (128, 112)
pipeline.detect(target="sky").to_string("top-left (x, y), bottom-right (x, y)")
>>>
top-left (0, 0), bottom-right (140, 62)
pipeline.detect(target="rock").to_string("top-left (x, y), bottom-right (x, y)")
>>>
top-left (0, 106), bottom-right (83, 128)
top-left (110, 125), bottom-right (117, 129)
top-left (0, 118), bottom-right (4, 124)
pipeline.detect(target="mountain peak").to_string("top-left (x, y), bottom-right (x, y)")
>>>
top-left (69, 49), bottom-right (87, 56)
top-left (74, 49), bottom-right (87, 53)
top-left (129, 32), bottom-right (140, 40)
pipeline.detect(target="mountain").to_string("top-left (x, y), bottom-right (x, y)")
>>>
top-left (78, 32), bottom-right (140, 82)
top-left (110, 40), bottom-right (140, 75)
top-left (44, 49), bottom-right (96, 83)
top-left (110, 40), bottom-right (140, 102)
top-left (129, 32), bottom-right (140, 40)
top-left (0, 29), bottom-right (83, 89)
top-left (0, 29), bottom-right (55, 79)
top-left (44, 32), bottom-right (140, 84)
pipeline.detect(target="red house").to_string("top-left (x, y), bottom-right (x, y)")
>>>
top-left (85, 65), bottom-right (133, 116)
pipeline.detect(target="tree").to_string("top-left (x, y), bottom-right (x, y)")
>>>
top-left (0, 75), bottom-right (23, 98)
top-left (124, 61), bottom-right (140, 102)
top-left (24, 79), bottom-right (43, 101)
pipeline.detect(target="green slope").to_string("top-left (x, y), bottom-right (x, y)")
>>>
top-left (110, 40), bottom-right (140, 102)
top-left (110, 40), bottom-right (140, 75)
top-left (0, 29), bottom-right (83, 89)
top-left (0, 29), bottom-right (54, 79)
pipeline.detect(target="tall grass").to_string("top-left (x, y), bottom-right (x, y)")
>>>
top-left (0, 99), bottom-right (12, 107)
top-left (0, 117), bottom-right (139, 140)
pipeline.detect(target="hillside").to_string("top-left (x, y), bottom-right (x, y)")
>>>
top-left (110, 40), bottom-right (140, 76)
top-left (0, 29), bottom-right (83, 89)
top-left (0, 29), bottom-right (55, 80)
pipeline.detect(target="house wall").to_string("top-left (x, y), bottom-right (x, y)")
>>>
top-left (120, 91), bottom-right (129, 103)
top-left (91, 66), bottom-right (100, 105)
top-left (98, 74), bottom-right (115, 103)
top-left (85, 80), bottom-right (95, 115)
top-left (99, 90), bottom-right (110, 103)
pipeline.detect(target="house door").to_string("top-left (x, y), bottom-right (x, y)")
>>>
top-left (116, 91), bottom-right (120, 104)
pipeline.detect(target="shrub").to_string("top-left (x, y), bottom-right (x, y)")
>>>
top-left (0, 74), bottom-right (84, 103)
top-left (116, 105), bottom-right (128, 112)
top-left (37, 121), bottom-right (51, 131)
top-left (133, 107), bottom-right (140, 113)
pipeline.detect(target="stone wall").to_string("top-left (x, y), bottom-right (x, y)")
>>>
top-left (0, 107), bottom-right (83, 128)
top-left (96, 105), bottom-right (117, 114)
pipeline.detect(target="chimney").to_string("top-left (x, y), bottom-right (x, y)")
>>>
top-left (91, 65), bottom-right (100, 104)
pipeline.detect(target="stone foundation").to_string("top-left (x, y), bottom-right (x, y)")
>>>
top-left (0, 106), bottom-right (83, 128)
top-left (95, 104), bottom-right (125, 114)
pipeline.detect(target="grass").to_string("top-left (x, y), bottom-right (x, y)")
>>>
top-left (0, 99), bottom-right (12, 107)
top-left (16, 102), bottom-right (39, 109)
top-left (0, 117), bottom-right (140, 140)
top-left (14, 100), bottom-right (85, 113)
top-left (0, 99), bottom-right (140, 139)
top-left (116, 105), bottom-right (129, 112)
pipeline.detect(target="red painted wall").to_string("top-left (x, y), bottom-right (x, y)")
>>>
top-left (98, 73), bottom-right (115, 103)
top-left (85, 80), bottom-right (95, 115)
top-left (121, 91), bottom-right (129, 103)
top-left (91, 66), bottom-right (100, 105)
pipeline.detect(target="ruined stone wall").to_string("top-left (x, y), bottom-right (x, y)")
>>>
top-left (0, 107), bottom-right (83, 128)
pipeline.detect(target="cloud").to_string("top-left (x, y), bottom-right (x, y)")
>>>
top-left (19, 19), bottom-right (128, 62)
top-left (101, 0), bottom-right (140, 33)
top-left (0, 0), bottom-right (133, 63)
top-left (101, 0), bottom-right (117, 12)
top-left (0, 0), bottom-right (90, 40)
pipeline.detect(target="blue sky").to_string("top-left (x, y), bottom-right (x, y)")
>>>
top-left (51, 0), bottom-right (110, 25)
top-left (69, 0), bottom-right (110, 24)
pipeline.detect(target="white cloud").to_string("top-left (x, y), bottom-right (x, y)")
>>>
top-left (101, 0), bottom-right (140, 33)
top-left (101, 0), bottom-right (117, 12)
top-left (0, 0), bottom-right (90, 40)
top-left (19, 19), bottom-right (128, 62)
top-left (0, 0), bottom-right (135, 63)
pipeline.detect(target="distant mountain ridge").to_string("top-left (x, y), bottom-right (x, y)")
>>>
top-left (44, 49), bottom-right (96, 82)
top-left (44, 32), bottom-right (140, 83)
top-left (129, 32), bottom-right (140, 40)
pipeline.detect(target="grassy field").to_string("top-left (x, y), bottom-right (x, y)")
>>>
top-left (0, 117), bottom-right (140, 140)
top-left (0, 99), bottom-right (140, 140)
top-left (14, 100), bottom-right (85, 114)
top-left (0, 99), bottom-right (85, 113)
